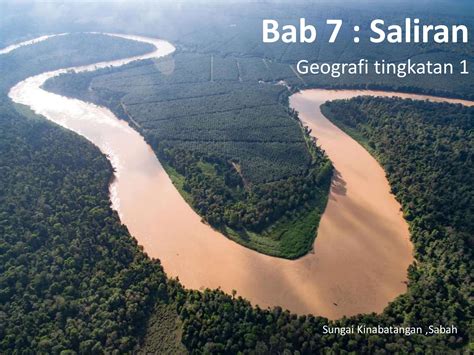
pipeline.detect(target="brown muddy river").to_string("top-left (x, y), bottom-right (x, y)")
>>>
top-left (6, 34), bottom-right (474, 319)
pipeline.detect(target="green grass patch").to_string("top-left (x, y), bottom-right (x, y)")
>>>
top-left (160, 161), bottom-right (194, 205)
top-left (196, 160), bottom-right (217, 177)
top-left (13, 102), bottom-right (43, 121)
top-left (139, 302), bottom-right (187, 354)
top-left (221, 192), bottom-right (329, 259)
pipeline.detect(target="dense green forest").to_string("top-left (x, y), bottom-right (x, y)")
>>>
top-left (0, 33), bottom-right (183, 353)
top-left (1, 25), bottom-right (473, 353)
top-left (40, 39), bottom-right (474, 350)
top-left (44, 53), bottom-right (333, 259)
top-left (0, 98), bottom-right (179, 352)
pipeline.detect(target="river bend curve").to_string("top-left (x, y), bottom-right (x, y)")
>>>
top-left (5, 33), bottom-right (473, 319)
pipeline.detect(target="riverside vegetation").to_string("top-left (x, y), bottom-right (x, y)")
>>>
top-left (1, 28), bottom-right (473, 353)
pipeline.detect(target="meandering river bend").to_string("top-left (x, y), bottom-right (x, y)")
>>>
top-left (5, 34), bottom-right (473, 319)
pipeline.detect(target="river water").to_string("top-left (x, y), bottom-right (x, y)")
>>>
top-left (6, 34), bottom-right (473, 319)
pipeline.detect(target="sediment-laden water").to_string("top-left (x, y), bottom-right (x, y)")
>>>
top-left (6, 34), bottom-right (472, 318)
